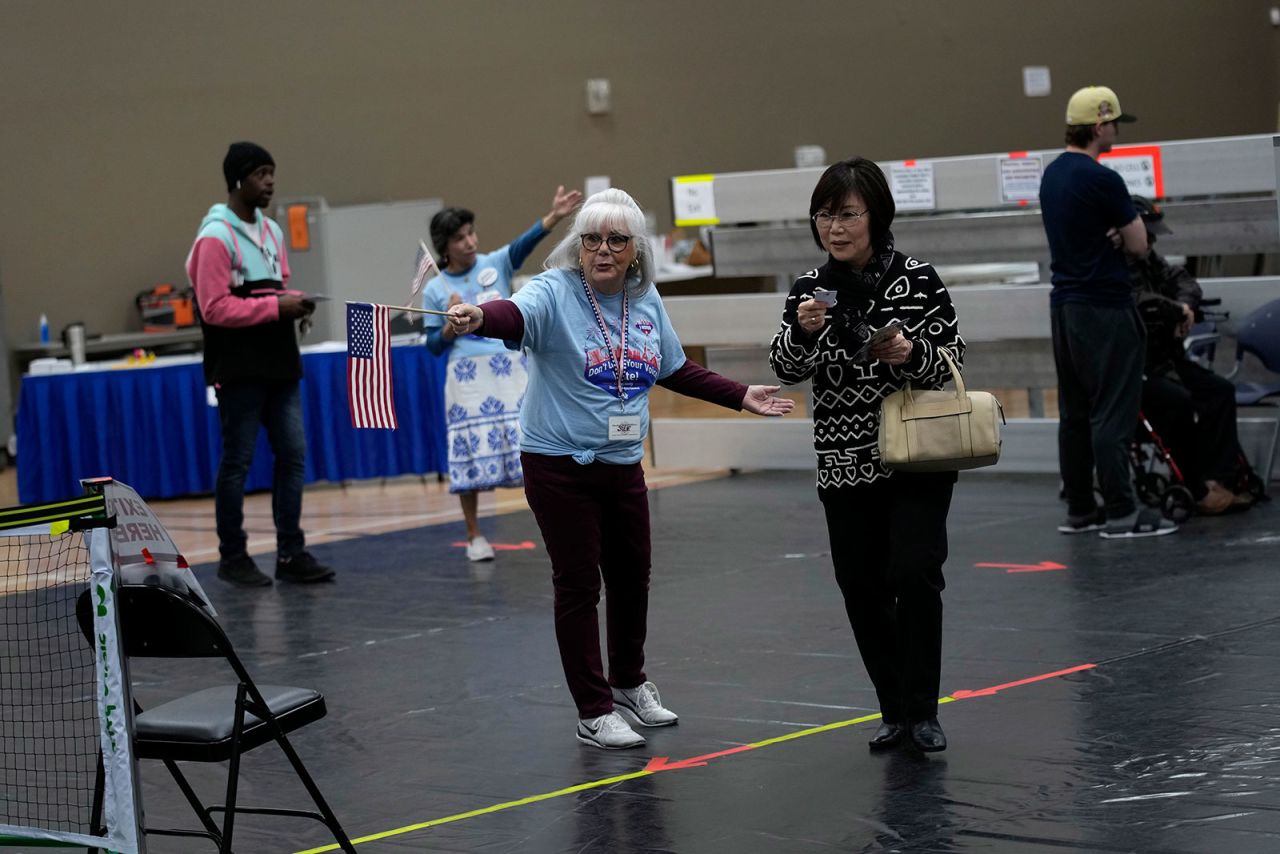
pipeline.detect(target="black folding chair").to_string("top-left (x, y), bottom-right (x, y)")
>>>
top-left (77, 584), bottom-right (355, 853)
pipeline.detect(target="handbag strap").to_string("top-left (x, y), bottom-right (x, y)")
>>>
top-left (903, 345), bottom-right (965, 403)
top-left (937, 347), bottom-right (966, 398)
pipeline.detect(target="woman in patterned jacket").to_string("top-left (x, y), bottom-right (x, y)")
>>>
top-left (770, 156), bottom-right (965, 753)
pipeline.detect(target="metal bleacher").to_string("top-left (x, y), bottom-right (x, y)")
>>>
top-left (654, 134), bottom-right (1280, 481)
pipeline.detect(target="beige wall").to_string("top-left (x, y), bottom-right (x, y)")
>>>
top-left (1, 0), bottom-right (1277, 345)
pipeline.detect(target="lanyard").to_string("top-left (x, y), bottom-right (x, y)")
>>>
top-left (579, 269), bottom-right (629, 408)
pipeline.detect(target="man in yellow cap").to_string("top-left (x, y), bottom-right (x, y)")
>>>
top-left (1039, 86), bottom-right (1176, 539)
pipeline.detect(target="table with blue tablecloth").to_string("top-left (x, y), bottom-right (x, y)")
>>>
top-left (17, 341), bottom-right (449, 504)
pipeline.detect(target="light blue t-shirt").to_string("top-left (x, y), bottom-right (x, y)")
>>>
top-left (422, 221), bottom-right (547, 360)
top-left (511, 268), bottom-right (686, 464)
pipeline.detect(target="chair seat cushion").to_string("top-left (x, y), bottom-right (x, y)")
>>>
top-left (136, 685), bottom-right (322, 743)
top-left (1235, 381), bottom-right (1280, 406)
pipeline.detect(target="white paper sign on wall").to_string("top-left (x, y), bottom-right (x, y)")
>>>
top-left (889, 161), bottom-right (936, 211)
top-left (672, 175), bottom-right (719, 226)
top-left (998, 154), bottom-right (1044, 203)
top-left (1099, 145), bottom-right (1165, 197)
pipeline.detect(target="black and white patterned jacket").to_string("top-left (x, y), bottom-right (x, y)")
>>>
top-left (769, 251), bottom-right (966, 491)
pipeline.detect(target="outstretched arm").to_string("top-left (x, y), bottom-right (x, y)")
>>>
top-left (446, 299), bottom-right (525, 341)
top-left (658, 360), bottom-right (793, 416)
top-left (741, 384), bottom-right (795, 416)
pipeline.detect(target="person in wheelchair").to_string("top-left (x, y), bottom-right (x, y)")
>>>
top-left (1128, 197), bottom-right (1252, 515)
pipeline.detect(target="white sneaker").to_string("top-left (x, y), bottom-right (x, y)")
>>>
top-left (465, 535), bottom-right (495, 562)
top-left (576, 711), bottom-right (645, 749)
top-left (613, 681), bottom-right (679, 727)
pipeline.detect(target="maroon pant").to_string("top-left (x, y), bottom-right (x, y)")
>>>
top-left (521, 452), bottom-right (651, 718)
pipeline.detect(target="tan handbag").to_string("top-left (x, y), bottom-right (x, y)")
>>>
top-left (878, 348), bottom-right (1004, 472)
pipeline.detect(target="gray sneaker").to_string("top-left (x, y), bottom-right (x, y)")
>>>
top-left (217, 554), bottom-right (272, 587)
top-left (576, 711), bottom-right (646, 749)
top-left (1099, 508), bottom-right (1178, 539)
top-left (613, 681), bottom-right (679, 727)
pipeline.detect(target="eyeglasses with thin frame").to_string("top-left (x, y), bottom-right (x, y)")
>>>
top-left (812, 209), bottom-right (868, 230)
top-left (580, 232), bottom-right (632, 253)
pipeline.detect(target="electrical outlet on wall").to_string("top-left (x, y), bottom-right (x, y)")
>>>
top-left (586, 79), bottom-right (611, 115)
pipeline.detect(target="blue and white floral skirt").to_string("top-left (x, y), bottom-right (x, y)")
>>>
top-left (444, 351), bottom-right (527, 493)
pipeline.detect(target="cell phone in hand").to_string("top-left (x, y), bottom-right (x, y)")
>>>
top-left (812, 287), bottom-right (838, 307)
top-left (865, 321), bottom-right (904, 349)
top-left (852, 321), bottom-right (905, 363)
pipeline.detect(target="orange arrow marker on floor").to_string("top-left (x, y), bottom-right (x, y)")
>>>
top-left (975, 561), bottom-right (1067, 573)
top-left (451, 540), bottom-right (538, 551)
top-left (950, 663), bottom-right (1095, 699)
top-left (645, 743), bottom-right (757, 773)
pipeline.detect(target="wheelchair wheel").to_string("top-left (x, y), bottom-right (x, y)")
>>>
top-left (1162, 485), bottom-right (1195, 523)
top-left (1136, 473), bottom-right (1168, 508)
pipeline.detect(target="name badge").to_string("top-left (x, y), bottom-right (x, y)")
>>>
top-left (607, 415), bottom-right (642, 442)
top-left (476, 289), bottom-right (502, 305)
top-left (477, 268), bottom-right (499, 287)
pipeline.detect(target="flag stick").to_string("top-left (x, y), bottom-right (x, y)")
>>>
top-left (346, 300), bottom-right (452, 317)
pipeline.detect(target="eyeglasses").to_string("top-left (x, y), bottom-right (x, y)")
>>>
top-left (581, 232), bottom-right (632, 253)
top-left (812, 209), bottom-right (867, 229)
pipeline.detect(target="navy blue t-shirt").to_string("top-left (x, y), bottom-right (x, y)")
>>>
top-left (1039, 152), bottom-right (1137, 307)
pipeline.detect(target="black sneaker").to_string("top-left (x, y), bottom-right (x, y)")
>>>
top-left (1057, 508), bottom-right (1105, 534)
top-left (275, 551), bottom-right (336, 583)
top-left (217, 554), bottom-right (273, 587)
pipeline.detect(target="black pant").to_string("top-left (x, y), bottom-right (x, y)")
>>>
top-left (820, 471), bottom-right (955, 723)
top-left (520, 453), bottom-right (651, 719)
top-left (1143, 359), bottom-right (1241, 497)
top-left (1051, 302), bottom-right (1145, 518)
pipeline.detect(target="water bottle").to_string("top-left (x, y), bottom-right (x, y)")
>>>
top-left (38, 314), bottom-right (49, 344)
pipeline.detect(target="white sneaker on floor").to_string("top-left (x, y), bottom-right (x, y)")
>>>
top-left (466, 535), bottom-right (495, 562)
top-left (613, 681), bottom-right (679, 727)
top-left (577, 711), bottom-right (645, 749)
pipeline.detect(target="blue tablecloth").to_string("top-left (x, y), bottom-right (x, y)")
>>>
top-left (17, 344), bottom-right (449, 504)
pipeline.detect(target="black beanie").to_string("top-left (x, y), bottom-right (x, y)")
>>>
top-left (223, 141), bottom-right (275, 192)
top-left (429, 207), bottom-right (475, 263)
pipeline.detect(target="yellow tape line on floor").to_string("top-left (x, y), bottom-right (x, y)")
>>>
top-left (295, 661), bottom-right (1100, 852)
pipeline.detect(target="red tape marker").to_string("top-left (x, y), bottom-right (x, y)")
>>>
top-left (645, 744), bottom-right (757, 772)
top-left (951, 663), bottom-right (1095, 700)
top-left (975, 561), bottom-right (1066, 573)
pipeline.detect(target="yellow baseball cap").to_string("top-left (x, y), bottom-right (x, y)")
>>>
top-left (1065, 86), bottom-right (1137, 125)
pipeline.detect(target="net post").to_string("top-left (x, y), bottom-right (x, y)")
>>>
top-left (86, 525), bottom-right (145, 854)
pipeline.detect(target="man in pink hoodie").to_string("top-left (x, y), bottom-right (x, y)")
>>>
top-left (186, 142), bottom-right (334, 587)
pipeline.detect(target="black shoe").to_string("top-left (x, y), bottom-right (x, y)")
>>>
top-left (910, 717), bottom-right (947, 752)
top-left (217, 554), bottom-right (272, 588)
top-left (275, 551), bottom-right (336, 583)
top-left (1057, 508), bottom-right (1104, 534)
top-left (868, 721), bottom-right (905, 750)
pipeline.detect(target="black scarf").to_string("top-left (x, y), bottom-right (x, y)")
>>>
top-left (827, 230), bottom-right (895, 299)
top-left (821, 230), bottom-right (896, 332)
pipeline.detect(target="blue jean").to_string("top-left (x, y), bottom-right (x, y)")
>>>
top-left (215, 381), bottom-right (306, 560)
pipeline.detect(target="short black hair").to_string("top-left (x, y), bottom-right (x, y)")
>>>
top-left (808, 157), bottom-right (895, 251)
top-left (429, 207), bottom-right (475, 263)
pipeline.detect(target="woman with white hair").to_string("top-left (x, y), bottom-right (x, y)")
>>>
top-left (448, 188), bottom-right (794, 749)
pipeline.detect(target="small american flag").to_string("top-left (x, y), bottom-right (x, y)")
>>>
top-left (408, 240), bottom-right (438, 302)
top-left (347, 302), bottom-right (398, 429)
